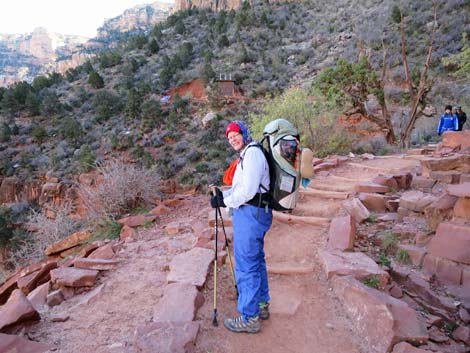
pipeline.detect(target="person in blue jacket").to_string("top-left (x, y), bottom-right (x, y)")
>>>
top-left (210, 121), bottom-right (272, 334)
top-left (437, 105), bottom-right (459, 135)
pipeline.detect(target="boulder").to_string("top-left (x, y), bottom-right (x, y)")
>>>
top-left (454, 197), bottom-right (470, 219)
top-left (117, 214), bottom-right (156, 228)
top-left (452, 326), bottom-right (470, 345)
top-left (422, 254), bottom-right (462, 286)
top-left (318, 250), bottom-right (389, 288)
top-left (447, 182), bottom-right (470, 198)
top-left (392, 342), bottom-right (436, 353)
top-left (165, 221), bottom-right (180, 235)
top-left (45, 230), bottom-right (92, 256)
top-left (73, 258), bottom-right (119, 271)
top-left (427, 222), bottom-right (470, 264)
top-left (327, 215), bottom-right (356, 251)
top-left (27, 282), bottom-right (50, 311)
top-left (342, 198), bottom-right (370, 223)
top-left (411, 176), bottom-right (436, 192)
top-left (359, 193), bottom-right (387, 212)
top-left (167, 247), bottom-right (214, 288)
top-left (50, 267), bottom-right (98, 287)
top-left (46, 289), bottom-right (64, 307)
top-left (134, 321), bottom-right (200, 353)
top-left (120, 225), bottom-right (137, 240)
top-left (332, 276), bottom-right (428, 353)
top-left (441, 130), bottom-right (470, 150)
top-left (150, 204), bottom-right (171, 216)
top-left (88, 244), bottom-right (115, 260)
top-left (372, 175), bottom-right (399, 190)
top-left (354, 182), bottom-right (390, 194)
top-left (152, 283), bottom-right (204, 322)
top-left (421, 155), bottom-right (470, 177)
top-left (393, 173), bottom-right (413, 190)
top-left (17, 261), bottom-right (56, 295)
top-left (429, 171), bottom-right (461, 184)
top-left (423, 194), bottom-right (457, 231)
top-left (400, 191), bottom-right (435, 212)
top-left (0, 333), bottom-right (53, 353)
top-left (0, 289), bottom-right (40, 331)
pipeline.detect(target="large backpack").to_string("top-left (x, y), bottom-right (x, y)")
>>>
top-left (260, 119), bottom-right (302, 212)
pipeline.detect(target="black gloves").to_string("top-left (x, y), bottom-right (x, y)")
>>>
top-left (210, 187), bottom-right (226, 208)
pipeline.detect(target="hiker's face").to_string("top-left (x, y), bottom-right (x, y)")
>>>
top-left (446, 109), bottom-right (451, 114)
top-left (227, 132), bottom-right (244, 151)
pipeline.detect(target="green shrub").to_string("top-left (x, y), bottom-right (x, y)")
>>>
top-left (59, 117), bottom-right (83, 144)
top-left (395, 249), bottom-right (411, 264)
top-left (31, 126), bottom-right (48, 144)
top-left (362, 277), bottom-right (380, 289)
top-left (78, 145), bottom-right (96, 172)
top-left (90, 220), bottom-right (122, 241)
top-left (379, 231), bottom-right (399, 252)
top-left (88, 70), bottom-right (104, 89)
top-left (378, 252), bottom-right (391, 267)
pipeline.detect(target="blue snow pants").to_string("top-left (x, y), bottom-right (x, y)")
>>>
top-left (232, 204), bottom-right (273, 320)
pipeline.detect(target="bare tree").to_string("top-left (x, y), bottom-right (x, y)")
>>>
top-left (399, 2), bottom-right (438, 149)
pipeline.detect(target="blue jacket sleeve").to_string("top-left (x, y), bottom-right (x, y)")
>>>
top-left (454, 115), bottom-right (459, 130)
top-left (437, 116), bottom-right (443, 135)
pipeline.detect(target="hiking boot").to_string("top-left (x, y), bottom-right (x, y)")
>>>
top-left (259, 302), bottom-right (270, 320)
top-left (223, 315), bottom-right (260, 333)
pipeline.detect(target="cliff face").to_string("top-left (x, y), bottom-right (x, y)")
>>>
top-left (174, 0), bottom-right (243, 12)
top-left (0, 2), bottom-right (172, 87)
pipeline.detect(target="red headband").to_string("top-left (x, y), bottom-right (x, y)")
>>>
top-left (225, 122), bottom-right (242, 137)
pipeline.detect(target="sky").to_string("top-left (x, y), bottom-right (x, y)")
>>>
top-left (0, 0), bottom-right (173, 38)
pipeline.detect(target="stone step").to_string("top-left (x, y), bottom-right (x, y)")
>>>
top-left (50, 267), bottom-right (99, 288)
top-left (152, 283), bottom-right (204, 322)
top-left (167, 247), bottom-right (214, 289)
top-left (73, 258), bottom-right (120, 271)
top-left (300, 188), bottom-right (350, 199)
top-left (267, 262), bottom-right (314, 275)
top-left (307, 182), bottom-right (354, 192)
top-left (273, 211), bottom-right (330, 227)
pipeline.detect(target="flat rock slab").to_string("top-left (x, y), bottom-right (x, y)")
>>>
top-left (152, 283), bottom-right (204, 322)
top-left (427, 222), bottom-right (470, 264)
top-left (0, 333), bottom-right (53, 353)
top-left (0, 289), bottom-right (40, 331)
top-left (50, 267), bottom-right (99, 287)
top-left (73, 258), bottom-right (119, 271)
top-left (333, 276), bottom-right (428, 353)
top-left (167, 247), bottom-right (214, 288)
top-left (17, 261), bottom-right (57, 295)
top-left (45, 230), bottom-right (91, 256)
top-left (327, 215), bottom-right (356, 251)
top-left (135, 321), bottom-right (200, 353)
top-left (117, 214), bottom-right (156, 228)
top-left (318, 249), bottom-right (389, 288)
top-left (392, 342), bottom-right (436, 353)
top-left (354, 182), bottom-right (390, 194)
top-left (88, 244), bottom-right (115, 259)
top-left (400, 191), bottom-right (435, 212)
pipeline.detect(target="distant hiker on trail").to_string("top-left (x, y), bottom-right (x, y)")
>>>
top-left (437, 105), bottom-right (459, 136)
top-left (210, 120), bottom-right (272, 334)
top-left (455, 105), bottom-right (467, 131)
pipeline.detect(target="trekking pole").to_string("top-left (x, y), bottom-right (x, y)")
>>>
top-left (211, 189), bottom-right (219, 327)
top-left (216, 206), bottom-right (238, 298)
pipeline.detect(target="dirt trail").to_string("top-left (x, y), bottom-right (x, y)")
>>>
top-left (27, 155), bottom-right (419, 353)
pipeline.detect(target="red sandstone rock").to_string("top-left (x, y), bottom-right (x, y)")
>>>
top-left (386, 199), bottom-right (400, 212)
top-left (327, 215), bottom-right (356, 251)
top-left (0, 333), bottom-right (53, 353)
top-left (152, 283), bottom-right (204, 322)
top-left (88, 244), bottom-right (115, 260)
top-left (372, 175), bottom-right (399, 190)
top-left (45, 230), bottom-right (92, 256)
top-left (119, 225), bottom-right (136, 240)
top-left (26, 282), bottom-right (50, 311)
top-left (442, 130), bottom-right (470, 150)
top-left (150, 203), bottom-right (171, 215)
top-left (208, 211), bottom-right (233, 227)
top-left (422, 254), bottom-right (462, 286)
top-left (423, 194), bottom-right (458, 231)
top-left (116, 214), bottom-right (156, 228)
top-left (313, 161), bottom-right (336, 173)
top-left (392, 342), bottom-right (437, 353)
top-left (452, 326), bottom-right (470, 345)
top-left (429, 170), bottom-right (461, 184)
top-left (167, 247), bottom-right (214, 288)
top-left (359, 192), bottom-right (387, 212)
top-left (17, 261), bottom-right (56, 295)
top-left (427, 326), bottom-right (449, 343)
top-left (163, 198), bottom-right (184, 207)
top-left (447, 182), bottom-right (470, 198)
top-left (397, 244), bottom-right (426, 267)
top-left (0, 289), bottom-right (40, 331)
top-left (400, 191), bottom-right (435, 212)
top-left (134, 321), bottom-right (200, 353)
top-left (411, 176), bottom-right (436, 192)
top-left (355, 182), bottom-right (390, 194)
top-left (165, 221), bottom-right (180, 235)
top-left (427, 222), bottom-right (470, 264)
top-left (342, 198), bottom-right (370, 223)
top-left (318, 250), bottom-right (389, 288)
top-left (393, 173), bottom-right (413, 190)
top-left (46, 289), bottom-right (64, 307)
top-left (459, 307), bottom-right (470, 324)
top-left (421, 155), bottom-right (470, 177)
top-left (454, 197), bottom-right (470, 219)
top-left (50, 267), bottom-right (98, 287)
top-left (73, 258), bottom-right (119, 271)
top-left (332, 276), bottom-right (428, 353)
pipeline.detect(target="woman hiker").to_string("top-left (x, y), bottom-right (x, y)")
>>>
top-left (210, 120), bottom-right (272, 334)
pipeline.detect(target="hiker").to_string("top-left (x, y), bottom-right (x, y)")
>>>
top-left (455, 105), bottom-right (467, 131)
top-left (210, 120), bottom-right (272, 334)
top-left (437, 105), bottom-right (459, 136)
